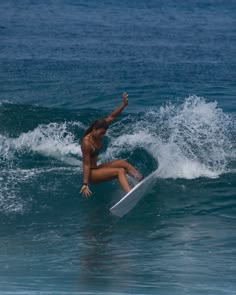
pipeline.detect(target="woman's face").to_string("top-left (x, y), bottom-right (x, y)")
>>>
top-left (92, 128), bottom-right (107, 139)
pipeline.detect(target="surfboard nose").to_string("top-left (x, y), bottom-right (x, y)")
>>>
top-left (110, 171), bottom-right (156, 217)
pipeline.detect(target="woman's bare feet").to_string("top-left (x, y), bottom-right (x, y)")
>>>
top-left (134, 172), bottom-right (143, 182)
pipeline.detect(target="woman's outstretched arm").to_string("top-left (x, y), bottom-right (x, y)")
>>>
top-left (105, 92), bottom-right (129, 124)
top-left (80, 140), bottom-right (93, 198)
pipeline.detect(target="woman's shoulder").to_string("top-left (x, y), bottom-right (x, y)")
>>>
top-left (81, 136), bottom-right (92, 150)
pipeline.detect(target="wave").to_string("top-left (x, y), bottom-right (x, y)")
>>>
top-left (0, 96), bottom-right (235, 177)
top-left (0, 96), bottom-right (235, 214)
top-left (0, 122), bottom-right (84, 166)
top-left (107, 96), bottom-right (235, 179)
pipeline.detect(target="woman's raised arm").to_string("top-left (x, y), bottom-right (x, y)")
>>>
top-left (105, 92), bottom-right (129, 124)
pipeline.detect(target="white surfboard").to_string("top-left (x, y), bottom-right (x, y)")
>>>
top-left (110, 171), bottom-right (156, 217)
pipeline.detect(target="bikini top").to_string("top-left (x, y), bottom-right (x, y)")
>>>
top-left (90, 142), bottom-right (102, 157)
top-left (86, 135), bottom-right (103, 158)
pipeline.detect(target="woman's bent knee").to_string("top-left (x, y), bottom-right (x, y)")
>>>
top-left (119, 159), bottom-right (130, 170)
top-left (120, 159), bottom-right (128, 165)
top-left (117, 167), bottom-right (126, 175)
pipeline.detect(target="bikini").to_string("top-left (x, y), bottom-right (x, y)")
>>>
top-left (90, 142), bottom-right (102, 158)
top-left (85, 135), bottom-right (103, 169)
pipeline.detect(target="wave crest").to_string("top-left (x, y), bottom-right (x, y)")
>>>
top-left (107, 96), bottom-right (234, 179)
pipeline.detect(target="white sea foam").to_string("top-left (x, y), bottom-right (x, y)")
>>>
top-left (105, 96), bottom-right (234, 179)
top-left (153, 96), bottom-right (233, 179)
top-left (0, 168), bottom-right (36, 213)
top-left (0, 122), bottom-right (83, 166)
top-left (0, 122), bottom-right (84, 213)
top-left (0, 166), bottom-right (82, 213)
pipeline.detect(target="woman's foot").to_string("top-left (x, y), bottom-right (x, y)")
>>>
top-left (134, 172), bottom-right (143, 182)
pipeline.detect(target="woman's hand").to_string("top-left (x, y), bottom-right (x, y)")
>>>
top-left (105, 92), bottom-right (129, 124)
top-left (80, 184), bottom-right (93, 198)
top-left (123, 92), bottom-right (129, 106)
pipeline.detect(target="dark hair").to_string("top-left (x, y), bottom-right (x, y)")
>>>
top-left (83, 118), bottom-right (109, 137)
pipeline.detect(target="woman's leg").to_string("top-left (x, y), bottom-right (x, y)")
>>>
top-left (90, 167), bottom-right (131, 193)
top-left (97, 159), bottom-right (142, 181)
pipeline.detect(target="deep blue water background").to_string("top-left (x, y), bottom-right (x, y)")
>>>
top-left (0, 0), bottom-right (236, 294)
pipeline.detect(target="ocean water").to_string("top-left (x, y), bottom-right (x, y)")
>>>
top-left (0, 0), bottom-right (236, 294)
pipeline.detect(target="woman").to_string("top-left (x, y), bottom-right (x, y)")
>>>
top-left (80, 92), bottom-right (142, 198)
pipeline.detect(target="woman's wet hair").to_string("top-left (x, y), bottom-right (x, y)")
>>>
top-left (83, 118), bottom-right (109, 137)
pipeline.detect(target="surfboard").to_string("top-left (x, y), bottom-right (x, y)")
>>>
top-left (110, 171), bottom-right (156, 217)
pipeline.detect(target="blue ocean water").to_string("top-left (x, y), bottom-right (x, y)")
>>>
top-left (0, 0), bottom-right (236, 294)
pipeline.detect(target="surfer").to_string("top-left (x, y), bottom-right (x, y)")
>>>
top-left (80, 92), bottom-right (143, 198)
